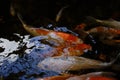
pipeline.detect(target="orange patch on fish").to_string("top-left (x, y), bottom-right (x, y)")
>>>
top-left (74, 44), bottom-right (91, 50)
top-left (32, 28), bottom-right (91, 56)
top-left (67, 44), bottom-right (91, 55)
top-left (35, 28), bottom-right (49, 35)
top-left (35, 28), bottom-right (82, 44)
top-left (37, 75), bottom-right (72, 80)
top-left (88, 26), bottom-right (120, 35)
top-left (53, 43), bottom-right (91, 56)
top-left (75, 23), bottom-right (86, 30)
top-left (89, 76), bottom-right (117, 80)
top-left (56, 32), bottom-right (80, 43)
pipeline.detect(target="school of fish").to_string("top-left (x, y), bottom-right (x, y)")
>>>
top-left (17, 13), bottom-right (120, 80)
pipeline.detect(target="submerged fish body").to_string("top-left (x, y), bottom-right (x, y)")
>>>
top-left (55, 5), bottom-right (69, 22)
top-left (17, 14), bottom-right (92, 56)
top-left (96, 19), bottom-right (120, 29)
top-left (36, 74), bottom-right (72, 80)
top-left (87, 26), bottom-right (120, 35)
top-left (38, 72), bottom-right (117, 80)
top-left (86, 26), bottom-right (120, 45)
top-left (37, 56), bottom-right (117, 73)
top-left (86, 16), bottom-right (120, 29)
top-left (29, 36), bottom-right (91, 57)
top-left (67, 72), bottom-right (117, 80)
top-left (17, 13), bottom-right (82, 43)
top-left (87, 26), bottom-right (120, 40)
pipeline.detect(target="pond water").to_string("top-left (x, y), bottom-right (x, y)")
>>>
top-left (0, 6), bottom-right (120, 79)
top-left (0, 34), bottom-right (60, 80)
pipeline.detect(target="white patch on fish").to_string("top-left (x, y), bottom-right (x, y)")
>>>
top-left (38, 55), bottom-right (120, 73)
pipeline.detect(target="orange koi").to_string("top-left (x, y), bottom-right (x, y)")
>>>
top-left (67, 72), bottom-right (117, 80)
top-left (37, 72), bottom-right (117, 80)
top-left (17, 13), bottom-right (82, 43)
top-left (17, 13), bottom-right (91, 56)
top-left (38, 76), bottom-right (116, 80)
top-left (35, 28), bottom-right (83, 44)
top-left (88, 76), bottom-right (117, 80)
top-left (87, 26), bottom-right (120, 35)
top-left (36, 74), bottom-right (72, 80)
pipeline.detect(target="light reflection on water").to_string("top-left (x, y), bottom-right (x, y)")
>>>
top-left (0, 38), bottom-right (19, 65)
top-left (0, 34), bottom-right (59, 80)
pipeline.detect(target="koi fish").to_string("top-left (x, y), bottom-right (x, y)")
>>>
top-left (10, 3), bottom-right (15, 16)
top-left (36, 72), bottom-right (117, 80)
top-left (86, 26), bottom-right (120, 45)
top-left (55, 5), bottom-right (69, 22)
top-left (36, 74), bottom-right (72, 80)
top-left (86, 16), bottom-right (120, 29)
top-left (38, 53), bottom-right (120, 73)
top-left (87, 26), bottom-right (120, 35)
top-left (17, 14), bottom-right (91, 56)
top-left (38, 76), bottom-right (116, 80)
top-left (67, 72), bottom-right (117, 80)
top-left (17, 13), bottom-right (82, 43)
top-left (29, 36), bottom-right (91, 57)
top-left (87, 26), bottom-right (120, 40)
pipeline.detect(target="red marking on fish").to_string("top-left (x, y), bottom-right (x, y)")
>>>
top-left (55, 32), bottom-right (80, 43)
top-left (89, 76), bottom-right (117, 80)
top-left (35, 28), bottom-right (50, 35)
top-left (88, 26), bottom-right (120, 34)
top-left (75, 23), bottom-right (86, 30)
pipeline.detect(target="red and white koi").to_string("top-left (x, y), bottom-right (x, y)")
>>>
top-left (17, 14), bottom-right (91, 56)
top-left (17, 13), bottom-right (82, 43)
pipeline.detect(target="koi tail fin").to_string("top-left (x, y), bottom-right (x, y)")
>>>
top-left (85, 16), bottom-right (102, 25)
top-left (56, 5), bottom-right (69, 22)
top-left (110, 52), bottom-right (120, 65)
top-left (105, 52), bottom-right (120, 66)
top-left (10, 3), bottom-right (16, 16)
